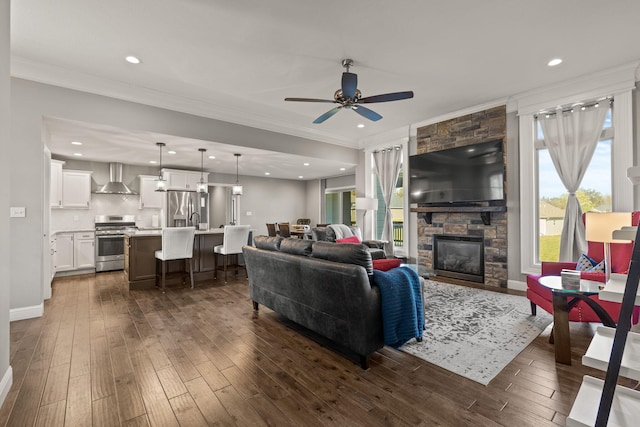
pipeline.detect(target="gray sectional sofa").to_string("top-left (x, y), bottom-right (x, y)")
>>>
top-left (243, 236), bottom-right (384, 368)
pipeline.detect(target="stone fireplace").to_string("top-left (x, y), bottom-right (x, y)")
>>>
top-left (413, 105), bottom-right (508, 288)
top-left (433, 235), bottom-right (484, 282)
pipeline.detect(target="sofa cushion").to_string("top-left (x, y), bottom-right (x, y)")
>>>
top-left (311, 227), bottom-right (328, 242)
top-left (372, 258), bottom-right (402, 271)
top-left (337, 235), bottom-right (361, 244)
top-left (311, 241), bottom-right (373, 275)
top-left (254, 235), bottom-right (284, 251)
top-left (280, 238), bottom-right (313, 256)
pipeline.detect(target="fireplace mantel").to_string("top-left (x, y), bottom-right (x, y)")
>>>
top-left (411, 205), bottom-right (506, 225)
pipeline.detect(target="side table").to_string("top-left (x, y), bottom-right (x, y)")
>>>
top-left (538, 275), bottom-right (615, 365)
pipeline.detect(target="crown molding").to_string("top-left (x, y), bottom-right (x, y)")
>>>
top-left (10, 56), bottom-right (360, 149)
top-left (513, 61), bottom-right (639, 116)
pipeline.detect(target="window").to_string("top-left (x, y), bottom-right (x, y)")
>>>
top-left (374, 168), bottom-right (404, 247)
top-left (325, 190), bottom-right (355, 225)
top-left (535, 108), bottom-right (613, 262)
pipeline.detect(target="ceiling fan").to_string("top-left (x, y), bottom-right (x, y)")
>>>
top-left (285, 59), bottom-right (414, 124)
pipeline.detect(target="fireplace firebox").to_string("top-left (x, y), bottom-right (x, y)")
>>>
top-left (433, 235), bottom-right (484, 283)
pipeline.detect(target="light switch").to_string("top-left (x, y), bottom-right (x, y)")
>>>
top-left (10, 207), bottom-right (26, 218)
top-left (246, 211), bottom-right (252, 216)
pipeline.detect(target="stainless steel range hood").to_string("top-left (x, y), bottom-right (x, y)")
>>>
top-left (95, 163), bottom-right (137, 195)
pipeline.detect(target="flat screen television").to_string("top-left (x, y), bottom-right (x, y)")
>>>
top-left (408, 139), bottom-right (504, 205)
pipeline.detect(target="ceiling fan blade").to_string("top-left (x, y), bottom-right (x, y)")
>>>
top-left (359, 91), bottom-right (414, 103)
top-left (313, 106), bottom-right (343, 124)
top-left (284, 97), bottom-right (336, 103)
top-left (341, 72), bottom-right (358, 99)
top-left (353, 105), bottom-right (382, 121)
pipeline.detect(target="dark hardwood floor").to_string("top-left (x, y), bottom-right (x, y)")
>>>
top-left (1, 271), bottom-right (637, 426)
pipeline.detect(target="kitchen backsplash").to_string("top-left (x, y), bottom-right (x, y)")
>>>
top-left (50, 193), bottom-right (161, 231)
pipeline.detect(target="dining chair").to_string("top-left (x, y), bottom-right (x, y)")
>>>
top-left (214, 225), bottom-right (251, 282)
top-left (278, 222), bottom-right (291, 238)
top-left (155, 227), bottom-right (196, 293)
top-left (266, 223), bottom-right (277, 237)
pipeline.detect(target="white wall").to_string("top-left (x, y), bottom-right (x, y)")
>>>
top-left (9, 78), bottom-right (359, 314)
top-left (0, 0), bottom-right (12, 407)
top-left (207, 171), bottom-right (308, 236)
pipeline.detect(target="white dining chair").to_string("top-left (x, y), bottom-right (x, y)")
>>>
top-left (214, 225), bottom-right (251, 282)
top-left (155, 227), bottom-right (196, 292)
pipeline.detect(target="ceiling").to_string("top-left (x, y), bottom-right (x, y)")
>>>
top-left (10, 1), bottom-right (640, 179)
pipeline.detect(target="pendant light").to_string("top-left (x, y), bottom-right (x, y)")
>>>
top-left (155, 142), bottom-right (167, 192)
top-left (232, 153), bottom-right (243, 195)
top-left (196, 148), bottom-right (207, 193)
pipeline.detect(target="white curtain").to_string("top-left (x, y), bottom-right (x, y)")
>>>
top-left (539, 105), bottom-right (608, 261)
top-left (373, 147), bottom-right (402, 257)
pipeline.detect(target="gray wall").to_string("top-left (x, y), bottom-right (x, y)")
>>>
top-left (1, 0), bottom-right (11, 403)
top-left (207, 171), bottom-right (308, 235)
top-left (9, 78), bottom-right (358, 312)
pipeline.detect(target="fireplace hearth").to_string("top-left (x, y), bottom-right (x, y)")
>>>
top-left (433, 235), bottom-right (484, 283)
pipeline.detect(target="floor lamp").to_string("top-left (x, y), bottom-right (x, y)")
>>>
top-left (585, 212), bottom-right (632, 283)
top-left (356, 197), bottom-right (378, 240)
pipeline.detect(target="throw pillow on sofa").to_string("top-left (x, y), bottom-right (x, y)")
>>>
top-left (372, 258), bottom-right (402, 271)
top-left (336, 235), bottom-right (361, 244)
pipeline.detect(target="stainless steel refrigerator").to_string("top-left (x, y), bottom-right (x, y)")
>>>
top-left (165, 190), bottom-right (209, 229)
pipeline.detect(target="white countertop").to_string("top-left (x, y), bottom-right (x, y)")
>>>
top-left (124, 228), bottom-right (225, 237)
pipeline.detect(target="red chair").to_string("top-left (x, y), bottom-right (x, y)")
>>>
top-left (526, 211), bottom-right (640, 324)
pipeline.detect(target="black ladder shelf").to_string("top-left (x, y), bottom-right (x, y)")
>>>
top-left (567, 225), bottom-right (640, 426)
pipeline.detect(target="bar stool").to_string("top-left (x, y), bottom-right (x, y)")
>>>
top-left (155, 227), bottom-right (196, 293)
top-left (214, 225), bottom-right (251, 282)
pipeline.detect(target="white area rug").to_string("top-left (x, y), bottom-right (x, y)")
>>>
top-left (400, 280), bottom-right (552, 385)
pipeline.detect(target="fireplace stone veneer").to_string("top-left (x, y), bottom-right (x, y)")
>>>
top-left (415, 104), bottom-right (508, 288)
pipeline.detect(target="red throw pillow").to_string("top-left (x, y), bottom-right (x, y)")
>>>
top-left (373, 258), bottom-right (402, 271)
top-left (336, 235), bottom-right (361, 244)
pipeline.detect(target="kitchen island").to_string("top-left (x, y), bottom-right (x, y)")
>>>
top-left (124, 228), bottom-right (227, 290)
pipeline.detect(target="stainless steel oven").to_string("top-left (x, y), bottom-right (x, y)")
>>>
top-left (95, 215), bottom-right (136, 272)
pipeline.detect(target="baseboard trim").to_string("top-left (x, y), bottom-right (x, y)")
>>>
top-left (10, 303), bottom-right (44, 322)
top-left (508, 279), bottom-right (527, 292)
top-left (0, 366), bottom-right (13, 409)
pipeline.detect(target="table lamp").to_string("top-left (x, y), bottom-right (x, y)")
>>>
top-left (585, 212), bottom-right (632, 283)
top-left (355, 197), bottom-right (378, 239)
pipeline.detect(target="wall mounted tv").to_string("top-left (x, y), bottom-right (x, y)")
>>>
top-left (408, 139), bottom-right (504, 205)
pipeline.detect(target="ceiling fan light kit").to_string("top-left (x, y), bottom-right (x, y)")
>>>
top-left (285, 58), bottom-right (414, 124)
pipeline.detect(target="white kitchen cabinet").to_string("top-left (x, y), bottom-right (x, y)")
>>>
top-left (138, 175), bottom-right (164, 209)
top-left (162, 168), bottom-right (208, 192)
top-left (50, 160), bottom-right (64, 207)
top-left (62, 170), bottom-right (92, 208)
top-left (55, 233), bottom-right (74, 271)
top-left (74, 232), bottom-right (95, 269)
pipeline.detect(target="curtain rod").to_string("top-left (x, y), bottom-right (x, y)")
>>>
top-left (535, 98), bottom-right (613, 119)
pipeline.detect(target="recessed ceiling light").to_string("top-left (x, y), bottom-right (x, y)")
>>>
top-left (149, 160), bottom-right (157, 164)
top-left (125, 55), bottom-right (141, 64)
top-left (208, 155), bottom-right (216, 159)
top-left (340, 167), bottom-right (346, 171)
top-left (547, 58), bottom-right (562, 67)
top-left (73, 153), bottom-right (83, 157)
top-left (167, 150), bottom-right (176, 154)
top-left (303, 163), bottom-right (310, 166)
top-left (264, 172), bottom-right (271, 176)
top-left (298, 176), bottom-right (304, 179)
top-left (357, 124), bottom-right (365, 128)
top-left (71, 141), bottom-right (82, 145)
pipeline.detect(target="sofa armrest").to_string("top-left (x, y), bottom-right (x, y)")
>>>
top-left (541, 261), bottom-right (577, 276)
top-left (363, 240), bottom-right (387, 249)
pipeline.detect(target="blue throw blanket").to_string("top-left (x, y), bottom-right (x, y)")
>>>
top-left (373, 267), bottom-right (425, 348)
